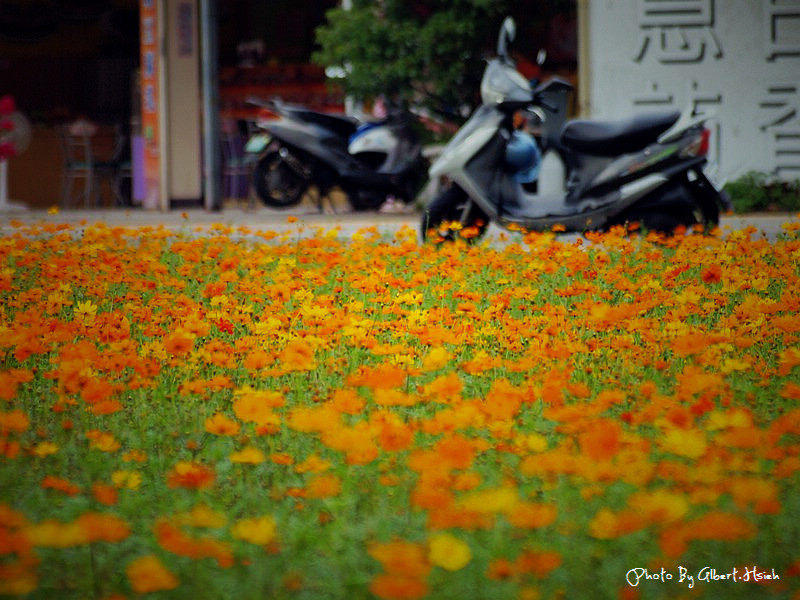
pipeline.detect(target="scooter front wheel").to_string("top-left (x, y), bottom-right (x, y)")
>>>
top-left (421, 185), bottom-right (489, 243)
top-left (253, 149), bottom-right (308, 208)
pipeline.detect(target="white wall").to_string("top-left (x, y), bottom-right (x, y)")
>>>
top-left (583, 0), bottom-right (800, 182)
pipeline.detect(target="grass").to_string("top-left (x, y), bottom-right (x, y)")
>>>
top-left (0, 218), bottom-right (799, 599)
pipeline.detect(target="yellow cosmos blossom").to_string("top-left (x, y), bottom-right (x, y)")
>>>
top-left (174, 504), bottom-right (227, 528)
top-left (627, 489), bottom-right (689, 524)
top-left (421, 346), bottom-right (451, 371)
top-left (112, 470), bottom-right (142, 490)
top-left (86, 430), bottom-right (120, 453)
top-left (428, 533), bottom-right (472, 571)
top-left (659, 427), bottom-right (708, 459)
top-left (457, 486), bottom-right (518, 514)
top-left (231, 515), bottom-right (277, 545)
top-left (73, 299), bottom-right (98, 324)
top-left (33, 441), bottom-right (59, 457)
top-left (229, 446), bottom-right (266, 464)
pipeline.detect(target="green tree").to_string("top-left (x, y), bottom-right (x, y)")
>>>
top-left (313, 0), bottom-right (510, 120)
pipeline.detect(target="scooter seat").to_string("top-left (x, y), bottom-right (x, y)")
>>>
top-left (560, 111), bottom-right (680, 156)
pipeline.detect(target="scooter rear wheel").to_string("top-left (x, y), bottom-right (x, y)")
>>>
top-left (253, 149), bottom-right (308, 208)
top-left (421, 185), bottom-right (489, 243)
top-left (610, 180), bottom-right (718, 234)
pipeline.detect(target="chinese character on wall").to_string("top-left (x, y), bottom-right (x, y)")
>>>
top-left (635, 0), bottom-right (723, 63)
top-left (764, 0), bottom-right (800, 60)
top-left (759, 83), bottom-right (800, 176)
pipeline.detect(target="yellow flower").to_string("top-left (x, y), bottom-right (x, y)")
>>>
top-left (33, 441), bottom-right (59, 457)
top-left (457, 486), bottom-right (518, 514)
top-left (231, 515), bottom-right (277, 545)
top-left (74, 299), bottom-right (98, 323)
top-left (428, 533), bottom-right (472, 571)
top-left (112, 470), bottom-right (142, 490)
top-left (659, 428), bottom-right (707, 459)
top-left (86, 430), bottom-right (120, 453)
top-left (229, 446), bottom-right (266, 464)
top-left (422, 346), bottom-right (451, 371)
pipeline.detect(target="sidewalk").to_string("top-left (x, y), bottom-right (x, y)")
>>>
top-left (0, 204), bottom-right (420, 234)
top-left (1, 204), bottom-right (797, 241)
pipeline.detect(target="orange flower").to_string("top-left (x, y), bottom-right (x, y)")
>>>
top-left (684, 511), bottom-right (755, 542)
top-left (167, 461), bottom-right (215, 490)
top-left (700, 264), bottom-right (722, 283)
top-left (304, 474), bottom-right (342, 499)
top-left (41, 475), bottom-right (80, 496)
top-left (91, 482), bottom-right (118, 506)
top-left (278, 338), bottom-right (316, 371)
top-left (577, 419), bottom-right (622, 461)
top-left (232, 387), bottom-right (283, 426)
top-left (434, 435), bottom-right (476, 470)
top-left (588, 507), bottom-right (645, 539)
top-left (514, 549), bottom-right (563, 578)
top-left (163, 329), bottom-right (195, 355)
top-left (155, 520), bottom-right (233, 567)
top-left (378, 419), bottom-right (414, 452)
top-left (76, 512), bottom-right (130, 543)
top-left (0, 410), bottom-right (29, 434)
top-left (126, 555), bottom-right (179, 593)
top-left (204, 413), bottom-right (240, 436)
top-left (369, 574), bottom-right (429, 600)
top-left (505, 502), bottom-right (557, 529)
top-left (368, 539), bottom-right (431, 578)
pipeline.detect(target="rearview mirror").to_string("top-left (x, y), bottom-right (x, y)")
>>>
top-left (497, 17), bottom-right (516, 59)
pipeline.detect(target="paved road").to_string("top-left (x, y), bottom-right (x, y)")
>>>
top-left (1, 204), bottom-right (798, 242)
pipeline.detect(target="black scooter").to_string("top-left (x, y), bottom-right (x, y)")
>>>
top-left (421, 17), bottom-right (731, 241)
top-left (247, 98), bottom-right (427, 211)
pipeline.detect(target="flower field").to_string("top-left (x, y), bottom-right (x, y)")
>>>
top-left (1, 219), bottom-right (799, 599)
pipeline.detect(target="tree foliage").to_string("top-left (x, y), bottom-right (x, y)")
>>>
top-left (313, 0), bottom-right (510, 119)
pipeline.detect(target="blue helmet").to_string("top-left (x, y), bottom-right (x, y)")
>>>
top-left (505, 131), bottom-right (541, 183)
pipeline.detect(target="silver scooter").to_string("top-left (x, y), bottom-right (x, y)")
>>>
top-left (421, 17), bottom-right (731, 241)
top-left (247, 97), bottom-right (427, 211)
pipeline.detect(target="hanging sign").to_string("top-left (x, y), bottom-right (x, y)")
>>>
top-left (139, 0), bottom-right (162, 209)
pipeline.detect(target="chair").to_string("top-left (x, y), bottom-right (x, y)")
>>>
top-left (59, 121), bottom-right (119, 208)
top-left (220, 121), bottom-right (253, 207)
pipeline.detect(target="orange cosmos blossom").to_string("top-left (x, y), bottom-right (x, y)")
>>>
top-left (368, 539), bottom-right (431, 578)
top-left (232, 387), bottom-right (284, 426)
top-left (204, 413), bottom-right (240, 436)
top-left (41, 475), bottom-right (80, 496)
top-left (163, 329), bottom-right (195, 356)
top-left (0, 409), bottom-right (29, 435)
top-left (369, 574), bottom-right (429, 600)
top-left (154, 520), bottom-right (233, 567)
top-left (303, 474), bottom-right (342, 499)
top-left (167, 461), bottom-right (215, 490)
top-left (577, 419), bottom-right (623, 461)
top-left (278, 338), bottom-right (316, 371)
top-left (126, 555), bottom-right (179, 593)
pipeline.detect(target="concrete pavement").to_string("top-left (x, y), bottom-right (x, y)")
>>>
top-left (1, 202), bottom-right (798, 242)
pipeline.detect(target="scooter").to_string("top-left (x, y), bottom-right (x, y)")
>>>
top-left (246, 97), bottom-right (427, 211)
top-left (421, 17), bottom-right (731, 241)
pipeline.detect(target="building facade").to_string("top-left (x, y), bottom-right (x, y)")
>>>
top-left (583, 0), bottom-right (800, 182)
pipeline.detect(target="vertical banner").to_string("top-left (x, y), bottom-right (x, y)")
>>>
top-left (139, 0), bottom-right (162, 210)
